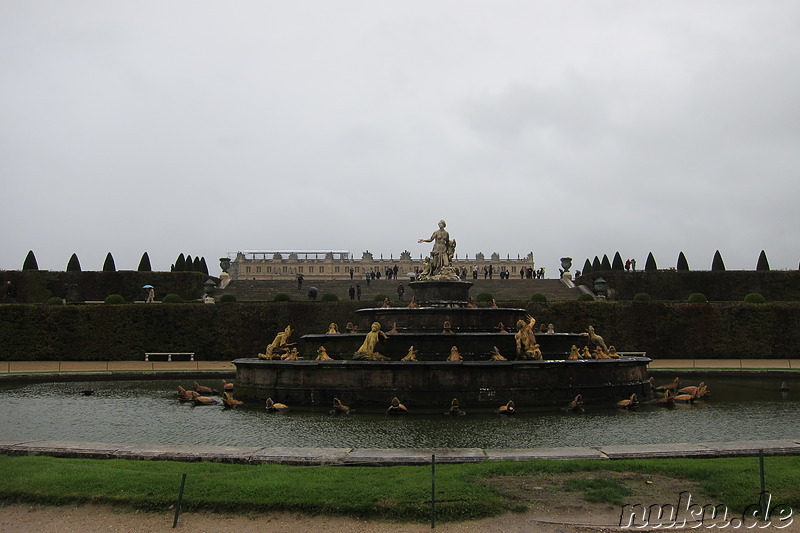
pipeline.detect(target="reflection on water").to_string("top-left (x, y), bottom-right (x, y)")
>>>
top-left (1, 376), bottom-right (798, 448)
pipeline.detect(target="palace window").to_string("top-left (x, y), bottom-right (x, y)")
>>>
top-left (256, 266), bottom-right (262, 273)
top-left (245, 266), bottom-right (251, 274)
top-left (309, 266), bottom-right (314, 273)
top-left (335, 266), bottom-right (340, 273)
top-left (319, 266), bottom-right (324, 273)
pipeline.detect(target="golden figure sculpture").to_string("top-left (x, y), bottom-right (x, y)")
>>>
top-left (607, 345), bottom-right (621, 358)
top-left (259, 325), bottom-right (294, 360)
top-left (547, 323), bottom-right (555, 333)
top-left (326, 323), bottom-right (339, 334)
top-left (387, 396), bottom-right (408, 415)
top-left (281, 347), bottom-right (299, 361)
top-left (381, 298), bottom-right (391, 308)
top-left (408, 296), bottom-right (419, 308)
top-left (514, 315), bottom-right (538, 360)
top-left (447, 345), bottom-right (463, 362)
top-left (568, 345), bottom-right (581, 360)
top-left (580, 346), bottom-right (593, 359)
top-left (401, 346), bottom-right (418, 361)
top-left (315, 346), bottom-right (333, 361)
top-left (389, 322), bottom-right (399, 333)
top-left (466, 296), bottom-right (477, 308)
top-left (584, 325), bottom-right (608, 353)
top-left (489, 346), bottom-right (507, 361)
top-left (222, 392), bottom-right (244, 408)
top-left (490, 299), bottom-right (498, 309)
top-left (345, 322), bottom-right (357, 333)
top-left (530, 343), bottom-right (543, 361)
top-left (496, 322), bottom-right (507, 333)
top-left (332, 397), bottom-right (350, 414)
top-left (353, 322), bottom-right (389, 360)
top-left (446, 398), bottom-right (465, 416)
top-left (442, 321), bottom-right (453, 333)
top-left (417, 219), bottom-right (460, 281)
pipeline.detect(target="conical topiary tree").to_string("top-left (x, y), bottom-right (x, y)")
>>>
top-left (137, 252), bottom-right (152, 272)
top-left (199, 257), bottom-right (209, 275)
top-left (711, 250), bottom-right (726, 271)
top-left (601, 254), bottom-right (612, 271)
top-left (612, 252), bottom-right (624, 270)
top-left (22, 250), bottom-right (39, 270)
top-left (66, 253), bottom-right (82, 272)
top-left (592, 256), bottom-right (602, 271)
top-left (677, 252), bottom-right (689, 271)
top-left (644, 252), bottom-right (657, 271)
top-left (193, 256), bottom-right (201, 272)
top-left (102, 252), bottom-right (116, 272)
top-left (582, 259), bottom-right (592, 275)
top-left (756, 250), bottom-right (770, 271)
top-left (175, 254), bottom-right (186, 271)
top-left (185, 255), bottom-right (194, 272)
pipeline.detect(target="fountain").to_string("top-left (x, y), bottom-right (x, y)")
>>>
top-left (233, 221), bottom-right (651, 409)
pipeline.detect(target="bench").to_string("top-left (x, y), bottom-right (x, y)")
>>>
top-left (145, 352), bottom-right (195, 362)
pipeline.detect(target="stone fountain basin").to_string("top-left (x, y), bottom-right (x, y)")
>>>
top-left (232, 356), bottom-right (652, 408)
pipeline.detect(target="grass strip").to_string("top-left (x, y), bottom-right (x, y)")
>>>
top-left (0, 455), bottom-right (798, 523)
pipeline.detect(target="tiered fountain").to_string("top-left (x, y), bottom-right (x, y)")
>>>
top-left (233, 221), bottom-right (651, 409)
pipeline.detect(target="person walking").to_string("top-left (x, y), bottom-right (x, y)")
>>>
top-left (348, 285), bottom-right (356, 300)
top-left (4, 280), bottom-right (17, 303)
top-left (396, 284), bottom-right (405, 301)
top-left (356, 284), bottom-right (362, 300)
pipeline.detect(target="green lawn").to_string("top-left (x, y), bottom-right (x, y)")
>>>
top-left (0, 455), bottom-right (798, 523)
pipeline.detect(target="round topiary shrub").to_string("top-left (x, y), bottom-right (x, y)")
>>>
top-left (273, 293), bottom-right (291, 302)
top-left (162, 294), bottom-right (183, 304)
top-left (219, 294), bottom-right (237, 303)
top-left (476, 292), bottom-right (493, 303)
top-left (744, 293), bottom-right (766, 304)
top-left (530, 293), bottom-right (548, 303)
top-left (104, 294), bottom-right (125, 304)
top-left (320, 293), bottom-right (339, 302)
top-left (633, 293), bottom-right (651, 302)
top-left (578, 293), bottom-right (595, 301)
top-left (687, 293), bottom-right (708, 303)
top-left (46, 297), bottom-right (64, 306)
top-left (373, 294), bottom-right (389, 302)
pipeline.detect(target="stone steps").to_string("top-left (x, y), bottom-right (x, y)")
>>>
top-left (219, 279), bottom-right (581, 302)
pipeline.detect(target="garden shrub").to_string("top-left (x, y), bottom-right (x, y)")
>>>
top-left (219, 294), bottom-right (237, 303)
top-left (46, 297), bottom-right (64, 306)
top-left (476, 292), bottom-right (493, 302)
top-left (373, 294), bottom-right (389, 302)
top-left (104, 294), bottom-right (125, 304)
top-left (633, 292), bottom-right (651, 302)
top-left (273, 293), bottom-right (291, 302)
top-left (530, 293), bottom-right (548, 303)
top-left (162, 294), bottom-right (183, 304)
top-left (578, 293), bottom-right (594, 301)
top-left (320, 293), bottom-right (339, 302)
top-left (744, 293), bottom-right (766, 304)
top-left (687, 293), bottom-right (708, 303)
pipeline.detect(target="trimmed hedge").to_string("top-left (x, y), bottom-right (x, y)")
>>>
top-left (3, 300), bottom-right (798, 361)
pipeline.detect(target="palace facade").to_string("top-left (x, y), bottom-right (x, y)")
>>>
top-left (224, 250), bottom-right (538, 281)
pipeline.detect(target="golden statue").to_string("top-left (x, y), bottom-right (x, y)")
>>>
top-left (281, 347), bottom-right (299, 361)
top-left (514, 315), bottom-right (538, 360)
top-left (417, 219), bottom-right (460, 281)
top-left (466, 296), bottom-right (477, 308)
top-left (442, 321), bottom-right (453, 333)
top-left (315, 346), bottom-right (333, 361)
top-left (583, 325), bottom-right (608, 353)
top-left (259, 325), bottom-right (294, 359)
top-left (531, 343), bottom-right (543, 361)
top-left (447, 345), bottom-right (463, 362)
top-left (408, 296), bottom-right (419, 308)
top-left (490, 299), bottom-right (498, 309)
top-left (489, 346), bottom-right (507, 361)
top-left (401, 346), bottom-right (418, 361)
top-left (353, 322), bottom-right (390, 360)
top-left (607, 345), bottom-right (621, 358)
top-left (381, 298), bottom-right (390, 308)
top-left (547, 323), bottom-right (555, 333)
top-left (496, 322), bottom-right (507, 333)
top-left (389, 322), bottom-right (399, 333)
top-left (345, 322), bottom-right (357, 333)
top-left (326, 323), bottom-right (339, 334)
top-left (580, 346), bottom-right (593, 359)
top-left (567, 345), bottom-right (581, 360)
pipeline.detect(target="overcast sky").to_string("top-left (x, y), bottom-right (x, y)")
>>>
top-left (2, 1), bottom-right (798, 275)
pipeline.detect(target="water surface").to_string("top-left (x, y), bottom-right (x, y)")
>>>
top-left (1, 376), bottom-right (797, 448)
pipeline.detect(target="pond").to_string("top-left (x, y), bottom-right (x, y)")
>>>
top-left (1, 375), bottom-right (798, 449)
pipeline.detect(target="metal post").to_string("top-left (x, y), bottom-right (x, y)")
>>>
top-left (759, 451), bottom-right (767, 519)
top-left (173, 473), bottom-right (187, 528)
top-left (431, 454), bottom-right (436, 529)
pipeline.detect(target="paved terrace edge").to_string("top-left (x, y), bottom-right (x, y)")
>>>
top-left (1, 439), bottom-right (799, 465)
